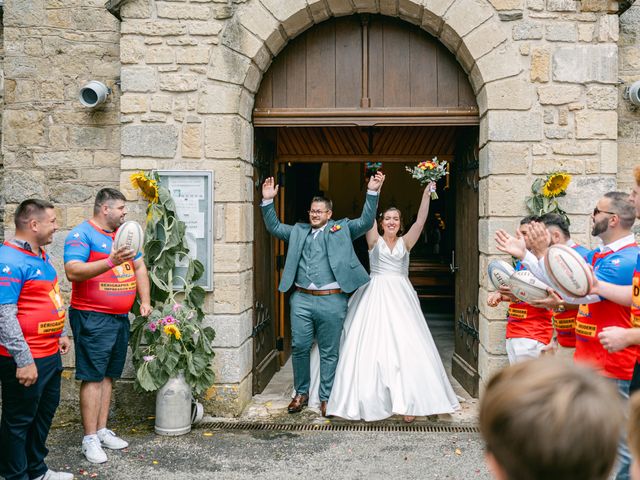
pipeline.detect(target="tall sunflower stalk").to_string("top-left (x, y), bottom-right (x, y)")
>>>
top-left (128, 170), bottom-right (215, 394)
top-left (525, 172), bottom-right (572, 223)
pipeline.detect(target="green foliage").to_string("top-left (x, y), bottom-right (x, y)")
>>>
top-left (524, 173), bottom-right (571, 224)
top-left (130, 171), bottom-right (215, 395)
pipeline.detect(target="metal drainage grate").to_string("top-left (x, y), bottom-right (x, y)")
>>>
top-left (197, 422), bottom-right (479, 433)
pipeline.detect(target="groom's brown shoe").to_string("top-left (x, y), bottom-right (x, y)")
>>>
top-left (320, 401), bottom-right (333, 418)
top-left (288, 394), bottom-right (309, 413)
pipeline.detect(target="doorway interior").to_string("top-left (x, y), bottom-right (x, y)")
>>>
top-left (253, 124), bottom-right (478, 396)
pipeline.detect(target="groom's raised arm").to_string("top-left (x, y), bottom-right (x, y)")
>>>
top-left (347, 172), bottom-right (384, 239)
top-left (260, 176), bottom-right (292, 242)
top-left (261, 201), bottom-right (292, 242)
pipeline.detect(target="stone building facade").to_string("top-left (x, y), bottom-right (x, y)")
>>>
top-left (0, 0), bottom-right (638, 415)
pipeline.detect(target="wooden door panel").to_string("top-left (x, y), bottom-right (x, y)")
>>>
top-left (252, 131), bottom-right (280, 394)
top-left (272, 56), bottom-right (288, 108)
top-left (254, 15), bottom-right (478, 115)
top-left (410, 29), bottom-right (438, 107)
top-left (335, 16), bottom-right (363, 107)
top-left (286, 39), bottom-right (307, 108)
top-left (458, 70), bottom-right (476, 107)
top-left (437, 49), bottom-right (460, 107)
top-left (306, 21), bottom-right (336, 108)
top-left (452, 128), bottom-right (480, 397)
top-left (382, 21), bottom-right (412, 107)
top-left (368, 18), bottom-right (385, 108)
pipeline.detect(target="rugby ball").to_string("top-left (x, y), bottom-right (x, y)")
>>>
top-left (544, 244), bottom-right (593, 297)
top-left (508, 270), bottom-right (551, 303)
top-left (488, 260), bottom-right (515, 290)
top-left (114, 221), bottom-right (144, 256)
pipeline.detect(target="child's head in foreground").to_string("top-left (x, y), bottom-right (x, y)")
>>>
top-left (480, 357), bottom-right (623, 480)
top-left (628, 392), bottom-right (640, 480)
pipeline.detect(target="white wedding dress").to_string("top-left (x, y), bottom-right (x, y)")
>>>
top-left (306, 237), bottom-right (460, 420)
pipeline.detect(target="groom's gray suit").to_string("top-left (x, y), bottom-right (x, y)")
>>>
top-left (261, 192), bottom-right (379, 402)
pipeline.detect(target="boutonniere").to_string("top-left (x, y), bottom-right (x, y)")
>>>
top-left (330, 225), bottom-right (341, 233)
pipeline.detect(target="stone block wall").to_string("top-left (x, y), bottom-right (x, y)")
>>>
top-left (619, 4), bottom-right (640, 194)
top-left (447, 0), bottom-right (619, 388)
top-left (1, 0), bottom-right (122, 398)
top-left (118, 0), bottom-right (255, 416)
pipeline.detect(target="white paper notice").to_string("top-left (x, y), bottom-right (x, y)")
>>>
top-left (167, 177), bottom-right (205, 200)
top-left (167, 176), bottom-right (206, 239)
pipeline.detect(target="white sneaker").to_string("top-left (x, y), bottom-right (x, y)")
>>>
top-left (82, 436), bottom-right (108, 464)
top-left (97, 428), bottom-right (129, 450)
top-left (34, 470), bottom-right (74, 480)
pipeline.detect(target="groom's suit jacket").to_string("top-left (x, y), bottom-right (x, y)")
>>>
top-left (261, 193), bottom-right (379, 294)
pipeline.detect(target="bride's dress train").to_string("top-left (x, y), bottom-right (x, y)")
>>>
top-left (306, 237), bottom-right (459, 420)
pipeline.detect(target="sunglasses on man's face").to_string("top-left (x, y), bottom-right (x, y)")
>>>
top-left (593, 207), bottom-right (617, 216)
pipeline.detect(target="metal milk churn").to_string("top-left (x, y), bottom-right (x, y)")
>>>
top-left (155, 371), bottom-right (192, 436)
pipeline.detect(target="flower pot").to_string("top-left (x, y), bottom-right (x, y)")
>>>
top-left (155, 372), bottom-right (192, 436)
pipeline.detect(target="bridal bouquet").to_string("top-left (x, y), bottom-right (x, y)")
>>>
top-left (405, 157), bottom-right (448, 199)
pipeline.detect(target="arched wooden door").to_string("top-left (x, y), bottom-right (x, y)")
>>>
top-left (252, 14), bottom-right (480, 396)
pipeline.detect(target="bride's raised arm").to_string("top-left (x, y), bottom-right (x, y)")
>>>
top-left (365, 217), bottom-right (379, 250)
top-left (403, 182), bottom-right (434, 251)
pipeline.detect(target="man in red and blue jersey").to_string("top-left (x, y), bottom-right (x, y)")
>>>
top-left (592, 167), bottom-right (640, 353)
top-left (489, 216), bottom-right (554, 364)
top-left (524, 213), bottom-right (590, 349)
top-left (0, 199), bottom-right (72, 480)
top-left (64, 188), bottom-right (151, 464)
top-left (522, 192), bottom-right (638, 480)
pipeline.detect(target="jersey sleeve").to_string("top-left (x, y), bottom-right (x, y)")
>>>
top-left (64, 228), bottom-right (91, 263)
top-left (595, 253), bottom-right (637, 286)
top-left (0, 260), bottom-right (24, 304)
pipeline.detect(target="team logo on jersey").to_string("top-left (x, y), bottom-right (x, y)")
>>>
top-left (36, 269), bottom-right (42, 276)
top-left (102, 243), bottom-right (108, 250)
top-left (73, 233), bottom-right (80, 238)
top-left (2, 265), bottom-right (10, 275)
top-left (48, 280), bottom-right (65, 316)
top-left (113, 263), bottom-right (135, 282)
top-left (612, 259), bottom-right (621, 266)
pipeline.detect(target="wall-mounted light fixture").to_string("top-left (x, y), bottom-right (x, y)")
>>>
top-left (625, 80), bottom-right (640, 107)
top-left (79, 80), bottom-right (111, 108)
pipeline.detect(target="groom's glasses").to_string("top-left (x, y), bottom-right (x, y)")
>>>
top-left (308, 210), bottom-right (329, 216)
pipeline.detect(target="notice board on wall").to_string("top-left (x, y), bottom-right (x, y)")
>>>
top-left (157, 170), bottom-right (214, 291)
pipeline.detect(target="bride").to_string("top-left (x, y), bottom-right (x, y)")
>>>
top-left (305, 181), bottom-right (460, 421)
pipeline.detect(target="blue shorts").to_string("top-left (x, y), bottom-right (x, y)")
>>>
top-left (69, 308), bottom-right (130, 382)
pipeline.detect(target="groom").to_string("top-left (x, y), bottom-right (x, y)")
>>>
top-left (261, 172), bottom-right (384, 417)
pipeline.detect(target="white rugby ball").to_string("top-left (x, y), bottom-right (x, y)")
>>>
top-left (488, 260), bottom-right (515, 290)
top-left (544, 244), bottom-right (593, 298)
top-left (508, 270), bottom-right (551, 303)
top-left (114, 221), bottom-right (144, 256)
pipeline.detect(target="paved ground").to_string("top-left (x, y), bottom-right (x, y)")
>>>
top-left (41, 318), bottom-right (489, 479)
top-left (44, 419), bottom-right (490, 480)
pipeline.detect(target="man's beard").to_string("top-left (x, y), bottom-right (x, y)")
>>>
top-left (591, 217), bottom-right (609, 237)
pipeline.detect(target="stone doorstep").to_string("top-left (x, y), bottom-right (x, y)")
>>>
top-left (207, 358), bottom-right (479, 426)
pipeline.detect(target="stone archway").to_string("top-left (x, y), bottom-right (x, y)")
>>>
top-left (117, 0), bottom-right (621, 413)
top-left (215, 0), bottom-right (526, 391)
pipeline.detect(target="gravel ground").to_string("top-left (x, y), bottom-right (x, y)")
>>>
top-left (42, 419), bottom-right (491, 480)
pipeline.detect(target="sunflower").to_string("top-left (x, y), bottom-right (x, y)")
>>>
top-left (130, 171), bottom-right (159, 203)
top-left (163, 324), bottom-right (182, 340)
top-left (541, 172), bottom-right (571, 198)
